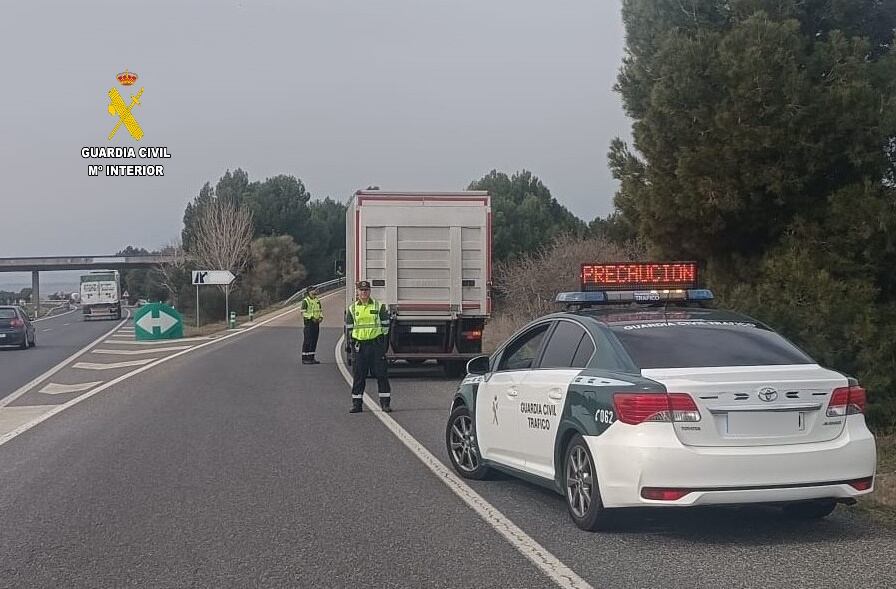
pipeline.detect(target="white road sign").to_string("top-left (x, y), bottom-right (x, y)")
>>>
top-left (192, 270), bottom-right (235, 285)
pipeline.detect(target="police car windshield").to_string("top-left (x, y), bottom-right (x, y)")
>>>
top-left (610, 321), bottom-right (813, 369)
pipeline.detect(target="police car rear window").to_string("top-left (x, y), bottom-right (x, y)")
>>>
top-left (610, 322), bottom-right (813, 369)
top-left (0, 309), bottom-right (17, 319)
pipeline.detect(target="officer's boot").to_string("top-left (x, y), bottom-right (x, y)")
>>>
top-left (310, 354), bottom-right (320, 365)
top-left (349, 399), bottom-right (363, 414)
top-left (380, 397), bottom-right (392, 413)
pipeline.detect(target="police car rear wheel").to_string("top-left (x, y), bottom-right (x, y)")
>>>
top-left (446, 406), bottom-right (490, 480)
top-left (564, 434), bottom-right (609, 531)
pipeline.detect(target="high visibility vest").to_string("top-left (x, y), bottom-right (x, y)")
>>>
top-left (302, 296), bottom-right (322, 321)
top-left (348, 299), bottom-right (388, 341)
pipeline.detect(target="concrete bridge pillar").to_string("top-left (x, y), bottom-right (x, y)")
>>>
top-left (31, 270), bottom-right (39, 317)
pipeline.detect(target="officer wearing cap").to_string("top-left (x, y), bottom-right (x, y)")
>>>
top-left (300, 287), bottom-right (323, 364)
top-left (344, 280), bottom-right (392, 413)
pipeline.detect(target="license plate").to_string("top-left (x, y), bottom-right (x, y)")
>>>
top-left (410, 326), bottom-right (437, 334)
top-left (0, 333), bottom-right (6, 338)
top-left (727, 411), bottom-right (805, 435)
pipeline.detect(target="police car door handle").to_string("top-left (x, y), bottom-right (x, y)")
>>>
top-left (506, 388), bottom-right (519, 398)
top-left (548, 391), bottom-right (563, 401)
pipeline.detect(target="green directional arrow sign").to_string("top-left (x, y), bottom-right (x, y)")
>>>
top-left (134, 303), bottom-right (184, 340)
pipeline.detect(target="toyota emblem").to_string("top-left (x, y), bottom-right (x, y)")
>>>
top-left (757, 387), bottom-right (778, 402)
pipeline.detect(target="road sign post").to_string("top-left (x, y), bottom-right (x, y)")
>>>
top-left (192, 270), bottom-right (236, 329)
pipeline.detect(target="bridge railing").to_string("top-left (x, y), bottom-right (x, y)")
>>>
top-left (284, 277), bottom-right (345, 306)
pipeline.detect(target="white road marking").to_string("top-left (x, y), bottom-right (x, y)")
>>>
top-left (42, 328), bottom-right (53, 332)
top-left (92, 346), bottom-right (193, 355)
top-left (73, 358), bottom-right (158, 370)
top-left (0, 406), bottom-right (51, 436)
top-left (64, 323), bottom-right (71, 326)
top-left (0, 312), bottom-right (130, 408)
top-left (32, 308), bottom-right (79, 323)
top-left (39, 382), bottom-right (103, 395)
top-left (102, 336), bottom-right (211, 345)
top-left (333, 336), bottom-right (592, 589)
top-left (0, 291), bottom-right (342, 448)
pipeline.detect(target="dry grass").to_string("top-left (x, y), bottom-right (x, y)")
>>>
top-left (860, 434), bottom-right (896, 524)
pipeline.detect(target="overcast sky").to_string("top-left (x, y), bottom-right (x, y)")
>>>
top-left (0, 0), bottom-right (630, 277)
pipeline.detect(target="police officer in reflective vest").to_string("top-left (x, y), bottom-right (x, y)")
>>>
top-left (301, 287), bottom-right (323, 364)
top-left (345, 280), bottom-right (392, 413)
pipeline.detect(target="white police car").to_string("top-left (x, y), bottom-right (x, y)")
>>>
top-left (445, 262), bottom-right (877, 531)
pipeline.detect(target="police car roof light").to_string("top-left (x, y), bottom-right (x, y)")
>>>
top-left (554, 288), bottom-right (713, 306)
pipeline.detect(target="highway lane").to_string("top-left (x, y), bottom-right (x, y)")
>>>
top-left (0, 308), bottom-right (124, 403)
top-left (1, 293), bottom-right (893, 588)
top-left (0, 308), bottom-right (550, 588)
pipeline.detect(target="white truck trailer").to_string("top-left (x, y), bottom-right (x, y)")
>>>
top-left (346, 190), bottom-right (491, 376)
top-left (80, 270), bottom-right (122, 320)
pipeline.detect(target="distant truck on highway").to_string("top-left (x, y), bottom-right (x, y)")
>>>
top-left (345, 190), bottom-right (491, 376)
top-left (80, 270), bottom-right (122, 320)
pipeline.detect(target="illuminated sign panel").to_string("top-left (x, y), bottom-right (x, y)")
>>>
top-left (581, 262), bottom-right (699, 291)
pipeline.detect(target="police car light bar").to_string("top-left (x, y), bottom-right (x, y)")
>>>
top-left (581, 262), bottom-right (699, 292)
top-left (554, 289), bottom-right (713, 306)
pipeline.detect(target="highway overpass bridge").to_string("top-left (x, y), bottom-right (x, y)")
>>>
top-left (0, 255), bottom-right (183, 312)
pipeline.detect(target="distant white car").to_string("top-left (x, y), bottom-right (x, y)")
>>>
top-left (136, 299), bottom-right (148, 307)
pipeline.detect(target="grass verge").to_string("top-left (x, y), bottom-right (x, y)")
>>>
top-left (858, 434), bottom-right (896, 526)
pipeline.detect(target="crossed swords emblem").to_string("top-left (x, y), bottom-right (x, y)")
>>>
top-left (107, 87), bottom-right (144, 140)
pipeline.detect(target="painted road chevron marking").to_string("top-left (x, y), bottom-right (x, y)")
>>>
top-left (73, 358), bottom-right (158, 370)
top-left (92, 346), bottom-right (193, 355)
top-left (38, 382), bottom-right (103, 395)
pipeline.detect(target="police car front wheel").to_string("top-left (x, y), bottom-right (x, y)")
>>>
top-left (564, 434), bottom-right (611, 531)
top-left (446, 406), bottom-right (490, 480)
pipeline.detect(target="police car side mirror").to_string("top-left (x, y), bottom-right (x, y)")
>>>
top-left (466, 355), bottom-right (490, 376)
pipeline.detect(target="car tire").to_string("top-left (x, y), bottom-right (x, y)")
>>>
top-left (20, 334), bottom-right (29, 350)
top-left (564, 433), bottom-right (612, 531)
top-left (29, 333), bottom-right (36, 347)
top-left (783, 499), bottom-right (838, 520)
top-left (446, 405), bottom-right (490, 480)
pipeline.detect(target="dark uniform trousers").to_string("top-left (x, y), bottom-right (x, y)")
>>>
top-left (351, 336), bottom-right (391, 400)
top-left (302, 318), bottom-right (320, 359)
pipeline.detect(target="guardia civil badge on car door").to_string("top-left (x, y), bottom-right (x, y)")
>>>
top-left (445, 262), bottom-right (877, 531)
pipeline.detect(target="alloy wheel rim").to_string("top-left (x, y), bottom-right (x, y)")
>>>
top-left (449, 414), bottom-right (479, 472)
top-left (566, 445), bottom-right (593, 518)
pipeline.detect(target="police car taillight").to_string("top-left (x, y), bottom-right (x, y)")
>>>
top-left (826, 385), bottom-right (866, 417)
top-left (613, 393), bottom-right (701, 425)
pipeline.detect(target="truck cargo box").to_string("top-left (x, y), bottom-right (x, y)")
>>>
top-left (345, 191), bottom-right (491, 372)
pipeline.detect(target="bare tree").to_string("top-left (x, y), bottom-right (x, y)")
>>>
top-left (493, 233), bottom-right (646, 321)
top-left (190, 198), bottom-right (254, 278)
top-left (154, 240), bottom-right (189, 307)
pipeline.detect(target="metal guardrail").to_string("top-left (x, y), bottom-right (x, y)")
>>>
top-left (284, 277), bottom-right (345, 306)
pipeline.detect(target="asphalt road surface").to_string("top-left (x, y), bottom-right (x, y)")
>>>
top-left (0, 307), bottom-right (124, 403)
top-left (0, 294), bottom-right (893, 588)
